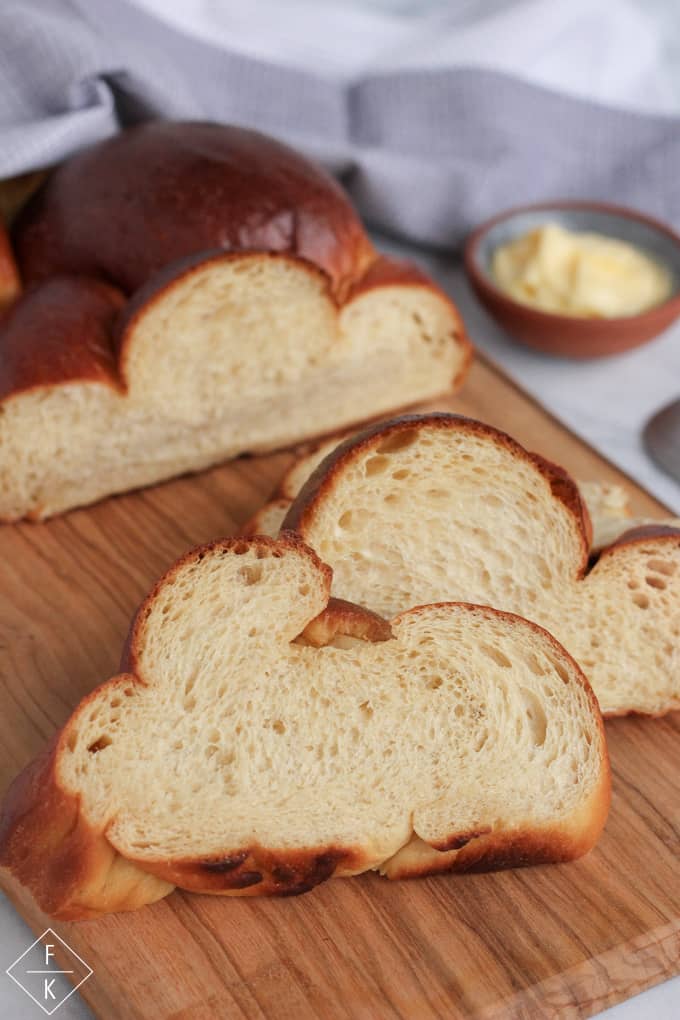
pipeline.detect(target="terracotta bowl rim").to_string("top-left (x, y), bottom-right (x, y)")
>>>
top-left (464, 199), bottom-right (680, 330)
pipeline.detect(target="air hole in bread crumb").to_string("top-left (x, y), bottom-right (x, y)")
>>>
top-left (520, 689), bottom-right (547, 746)
top-left (359, 700), bottom-right (373, 718)
top-left (364, 455), bottom-right (390, 476)
top-left (549, 658), bottom-right (571, 684)
top-left (66, 731), bottom-right (78, 752)
top-left (87, 735), bottom-right (112, 755)
top-left (525, 654), bottom-right (545, 677)
top-left (239, 563), bottom-right (262, 585)
top-left (272, 720), bottom-right (286, 734)
top-left (632, 593), bottom-right (650, 609)
top-left (480, 644), bottom-right (512, 669)
top-left (377, 429), bottom-right (418, 454)
top-left (645, 575), bottom-right (666, 590)
top-left (299, 583), bottom-right (310, 596)
top-left (428, 677), bottom-right (443, 690)
top-left (474, 731), bottom-right (489, 752)
top-left (647, 558), bottom-right (676, 576)
top-left (393, 469), bottom-right (410, 480)
top-left (338, 510), bottom-right (353, 529)
top-left (232, 542), bottom-right (248, 555)
top-left (627, 579), bottom-right (639, 590)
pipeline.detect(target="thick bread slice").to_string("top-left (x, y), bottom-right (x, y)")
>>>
top-left (0, 255), bottom-right (469, 521)
top-left (243, 441), bottom-right (680, 557)
top-left (282, 415), bottom-right (680, 717)
top-left (0, 535), bottom-right (609, 920)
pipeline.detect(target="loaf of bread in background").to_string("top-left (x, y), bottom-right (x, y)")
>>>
top-left (263, 414), bottom-right (679, 718)
top-left (0, 122), bottom-right (471, 521)
top-left (0, 534), bottom-right (609, 920)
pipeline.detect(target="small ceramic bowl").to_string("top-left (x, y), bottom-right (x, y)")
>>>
top-left (464, 201), bottom-right (680, 358)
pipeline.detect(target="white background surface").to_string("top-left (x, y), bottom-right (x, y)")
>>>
top-left (1, 1), bottom-right (679, 1017)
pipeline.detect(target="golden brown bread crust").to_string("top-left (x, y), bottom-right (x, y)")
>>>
top-left (0, 221), bottom-right (20, 312)
top-left (0, 726), bottom-right (172, 921)
top-left (300, 594), bottom-right (394, 646)
top-left (0, 533), bottom-right (608, 919)
top-left (530, 452), bottom-right (593, 551)
top-left (13, 122), bottom-right (375, 302)
top-left (0, 277), bottom-right (124, 402)
top-left (283, 413), bottom-right (592, 578)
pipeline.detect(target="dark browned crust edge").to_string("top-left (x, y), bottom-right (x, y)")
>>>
top-left (141, 844), bottom-right (367, 898)
top-left (283, 413), bottom-right (591, 578)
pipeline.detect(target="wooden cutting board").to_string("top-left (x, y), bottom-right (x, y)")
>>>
top-left (1, 355), bottom-right (678, 1020)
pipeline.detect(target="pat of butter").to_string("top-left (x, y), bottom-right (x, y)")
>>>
top-left (491, 222), bottom-right (672, 318)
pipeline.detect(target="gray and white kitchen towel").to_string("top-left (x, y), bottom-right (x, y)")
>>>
top-left (2, 0), bottom-right (680, 250)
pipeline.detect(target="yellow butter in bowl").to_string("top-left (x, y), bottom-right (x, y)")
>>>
top-left (491, 222), bottom-right (673, 318)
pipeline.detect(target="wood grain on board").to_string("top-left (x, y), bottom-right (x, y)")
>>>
top-left (1, 356), bottom-right (678, 1020)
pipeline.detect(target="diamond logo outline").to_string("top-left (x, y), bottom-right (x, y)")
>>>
top-left (6, 927), bottom-right (93, 1015)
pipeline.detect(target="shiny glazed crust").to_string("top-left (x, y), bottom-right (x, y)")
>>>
top-left (13, 122), bottom-right (375, 302)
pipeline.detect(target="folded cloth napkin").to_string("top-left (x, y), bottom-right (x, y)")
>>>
top-left (1, 0), bottom-right (680, 250)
